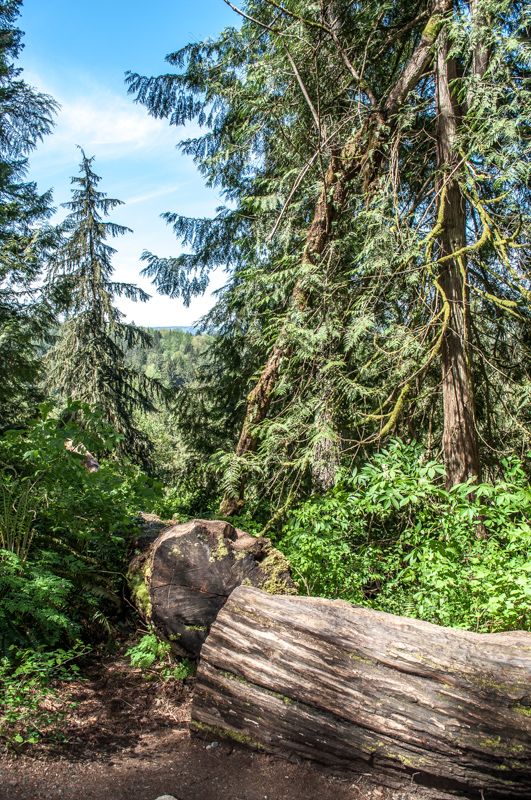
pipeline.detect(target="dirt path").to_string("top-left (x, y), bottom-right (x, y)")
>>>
top-left (0, 658), bottom-right (450, 800)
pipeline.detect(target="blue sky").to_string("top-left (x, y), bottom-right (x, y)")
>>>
top-left (19, 1), bottom-right (237, 327)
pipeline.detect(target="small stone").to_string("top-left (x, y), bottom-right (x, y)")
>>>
top-left (206, 740), bottom-right (219, 749)
top-left (155, 796), bottom-right (178, 800)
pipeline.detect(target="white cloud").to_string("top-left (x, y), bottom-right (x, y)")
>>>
top-left (21, 70), bottom-right (181, 165)
top-left (64, 100), bottom-right (164, 146)
top-left (39, 93), bottom-right (174, 161)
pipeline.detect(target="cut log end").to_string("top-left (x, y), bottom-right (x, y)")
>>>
top-left (128, 517), bottom-right (296, 658)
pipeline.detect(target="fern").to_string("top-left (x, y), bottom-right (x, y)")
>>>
top-left (0, 478), bottom-right (38, 563)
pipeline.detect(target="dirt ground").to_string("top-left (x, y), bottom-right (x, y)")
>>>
top-left (0, 657), bottom-right (454, 800)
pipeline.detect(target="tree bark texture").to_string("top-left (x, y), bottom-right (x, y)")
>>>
top-left (192, 587), bottom-right (531, 798)
top-left (127, 517), bottom-right (295, 658)
top-left (436, 36), bottom-right (481, 486)
top-left (220, 0), bottom-right (453, 514)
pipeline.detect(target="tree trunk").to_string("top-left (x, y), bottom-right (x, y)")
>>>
top-left (192, 586), bottom-right (531, 798)
top-left (311, 372), bottom-right (340, 492)
top-left (470, 0), bottom-right (490, 82)
top-left (220, 0), bottom-right (452, 514)
top-left (436, 36), bottom-right (480, 486)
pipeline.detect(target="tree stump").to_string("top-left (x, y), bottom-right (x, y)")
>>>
top-left (128, 518), bottom-right (295, 658)
top-left (191, 586), bottom-right (531, 798)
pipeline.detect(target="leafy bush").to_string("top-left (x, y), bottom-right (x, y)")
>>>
top-left (0, 551), bottom-right (75, 649)
top-left (279, 440), bottom-right (530, 632)
top-left (0, 477), bottom-right (38, 561)
top-left (0, 403), bottom-right (162, 652)
top-left (0, 642), bottom-right (89, 749)
top-left (126, 630), bottom-right (193, 680)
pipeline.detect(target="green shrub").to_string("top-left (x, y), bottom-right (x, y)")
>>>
top-left (0, 551), bottom-right (75, 649)
top-left (0, 642), bottom-right (89, 749)
top-left (279, 440), bottom-right (530, 632)
top-left (126, 630), bottom-right (194, 680)
top-left (0, 478), bottom-right (38, 562)
top-left (0, 403), bottom-right (162, 652)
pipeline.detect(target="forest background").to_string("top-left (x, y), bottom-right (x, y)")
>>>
top-left (0, 0), bottom-right (529, 749)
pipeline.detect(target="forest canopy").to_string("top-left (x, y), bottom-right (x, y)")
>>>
top-left (127, 0), bottom-right (530, 513)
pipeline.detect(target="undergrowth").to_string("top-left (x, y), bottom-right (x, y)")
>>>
top-left (0, 642), bottom-right (89, 750)
top-left (126, 630), bottom-right (194, 681)
top-left (278, 440), bottom-right (530, 632)
top-left (0, 403), bottom-right (161, 652)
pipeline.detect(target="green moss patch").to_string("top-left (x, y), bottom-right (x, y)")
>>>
top-left (258, 545), bottom-right (297, 595)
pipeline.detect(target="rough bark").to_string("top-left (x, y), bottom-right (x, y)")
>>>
top-left (127, 517), bottom-right (295, 658)
top-left (436, 36), bottom-right (480, 486)
top-left (192, 586), bottom-right (531, 798)
top-left (220, 0), bottom-right (452, 514)
top-left (469, 0), bottom-right (490, 82)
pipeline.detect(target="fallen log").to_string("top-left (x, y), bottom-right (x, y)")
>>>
top-left (191, 587), bottom-right (531, 798)
top-left (128, 518), bottom-right (295, 658)
top-left (64, 438), bottom-right (99, 471)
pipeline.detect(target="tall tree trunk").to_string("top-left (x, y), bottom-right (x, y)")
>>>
top-left (470, 0), bottom-right (490, 80)
top-left (220, 0), bottom-right (451, 514)
top-left (436, 35), bottom-right (481, 486)
top-left (311, 373), bottom-right (340, 493)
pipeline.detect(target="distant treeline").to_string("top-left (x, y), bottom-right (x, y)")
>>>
top-left (126, 328), bottom-right (211, 389)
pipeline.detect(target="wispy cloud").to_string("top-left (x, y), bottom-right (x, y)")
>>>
top-left (40, 94), bottom-right (174, 160)
top-left (124, 185), bottom-right (179, 206)
top-left (22, 71), bottom-right (179, 164)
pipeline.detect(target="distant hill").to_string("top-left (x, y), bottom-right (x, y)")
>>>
top-left (147, 325), bottom-right (197, 333)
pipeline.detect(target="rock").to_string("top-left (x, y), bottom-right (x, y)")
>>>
top-left (154, 796), bottom-right (179, 800)
top-left (128, 516), bottom-right (296, 659)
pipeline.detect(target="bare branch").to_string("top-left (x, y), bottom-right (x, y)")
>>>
top-left (263, 0), bottom-right (331, 33)
top-left (223, 0), bottom-right (321, 135)
top-left (223, 0), bottom-right (279, 33)
top-left (283, 49), bottom-right (321, 134)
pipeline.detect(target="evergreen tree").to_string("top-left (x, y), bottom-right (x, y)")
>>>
top-left (128, 0), bottom-right (529, 511)
top-left (46, 150), bottom-right (164, 467)
top-left (0, 0), bottom-right (58, 427)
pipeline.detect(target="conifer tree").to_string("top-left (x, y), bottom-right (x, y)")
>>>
top-left (47, 150), bottom-right (163, 467)
top-left (128, 0), bottom-right (529, 509)
top-left (0, 0), bottom-right (58, 427)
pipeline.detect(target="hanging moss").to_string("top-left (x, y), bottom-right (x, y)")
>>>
top-left (422, 13), bottom-right (445, 44)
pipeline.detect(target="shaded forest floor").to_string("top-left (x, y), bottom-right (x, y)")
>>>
top-left (0, 654), bottom-right (457, 800)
